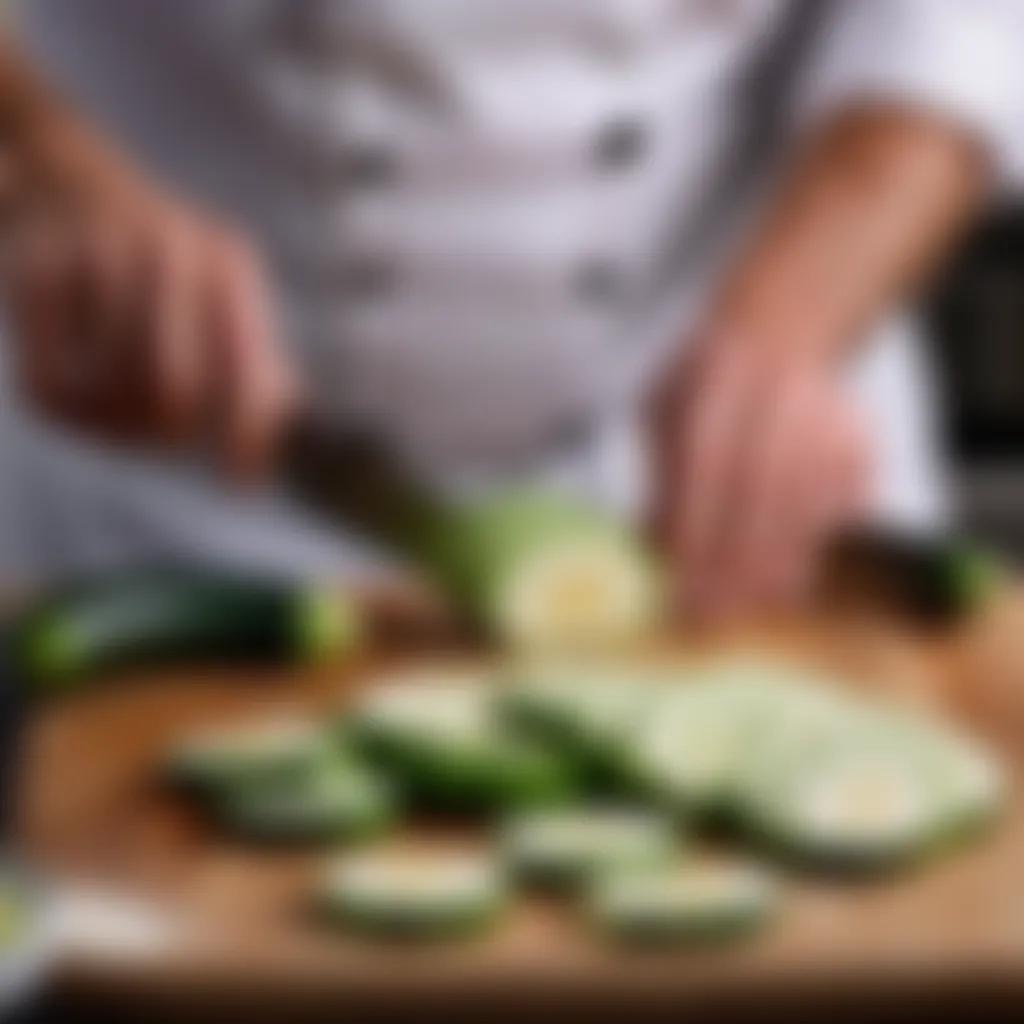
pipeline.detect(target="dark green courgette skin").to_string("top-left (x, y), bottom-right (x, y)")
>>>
top-left (317, 897), bottom-right (504, 943)
top-left (354, 732), bottom-right (579, 816)
top-left (829, 533), bottom-right (1004, 622)
top-left (594, 908), bottom-right (772, 949)
top-left (15, 572), bottom-right (359, 688)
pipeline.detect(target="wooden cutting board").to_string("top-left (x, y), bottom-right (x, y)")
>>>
top-left (17, 594), bottom-right (1024, 1019)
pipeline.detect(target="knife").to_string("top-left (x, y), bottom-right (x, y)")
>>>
top-left (825, 529), bottom-right (1005, 623)
top-left (281, 415), bottom-right (453, 554)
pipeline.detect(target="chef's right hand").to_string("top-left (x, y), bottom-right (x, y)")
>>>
top-left (0, 121), bottom-right (296, 484)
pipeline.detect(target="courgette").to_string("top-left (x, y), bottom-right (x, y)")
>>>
top-left (318, 851), bottom-right (507, 940)
top-left (501, 808), bottom-right (678, 889)
top-left (588, 859), bottom-right (780, 947)
top-left (735, 736), bottom-right (950, 872)
top-left (167, 716), bottom-right (333, 794)
top-left (220, 758), bottom-right (394, 843)
top-left (286, 425), bottom-right (659, 650)
top-left (347, 670), bottom-right (576, 812)
top-left (17, 573), bottom-right (360, 688)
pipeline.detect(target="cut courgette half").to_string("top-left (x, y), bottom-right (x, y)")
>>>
top-left (501, 808), bottom-right (678, 889)
top-left (167, 716), bottom-right (333, 794)
top-left (588, 858), bottom-right (780, 947)
top-left (287, 426), bottom-right (660, 651)
top-left (220, 759), bottom-right (394, 843)
top-left (444, 494), bottom-right (658, 653)
top-left (318, 851), bottom-right (507, 940)
top-left (347, 670), bottom-right (576, 812)
top-left (17, 574), bottom-right (360, 688)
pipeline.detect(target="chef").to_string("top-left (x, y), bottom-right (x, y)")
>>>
top-left (0, 0), bottom-right (1021, 616)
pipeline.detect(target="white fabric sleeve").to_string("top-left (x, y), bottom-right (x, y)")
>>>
top-left (795, 0), bottom-right (1024, 187)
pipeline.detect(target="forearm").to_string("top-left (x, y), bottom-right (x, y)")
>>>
top-left (706, 106), bottom-right (988, 359)
top-left (0, 38), bottom-right (134, 211)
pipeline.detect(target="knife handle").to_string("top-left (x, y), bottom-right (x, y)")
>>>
top-left (282, 415), bottom-right (448, 550)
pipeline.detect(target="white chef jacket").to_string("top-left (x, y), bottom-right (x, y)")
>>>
top-left (3, 0), bottom-right (1023, 579)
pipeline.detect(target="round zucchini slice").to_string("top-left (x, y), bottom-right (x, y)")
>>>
top-left (402, 734), bottom-right (577, 814)
top-left (348, 670), bottom-right (576, 812)
top-left (501, 808), bottom-right (678, 889)
top-left (588, 859), bottom-right (780, 946)
top-left (909, 726), bottom-right (1007, 840)
top-left (499, 661), bottom-right (660, 780)
top-left (347, 671), bottom-right (494, 758)
top-left (739, 740), bottom-right (949, 871)
top-left (319, 851), bottom-right (507, 940)
top-left (620, 686), bottom-right (758, 817)
top-left (167, 716), bottom-right (332, 793)
top-left (220, 760), bottom-right (394, 843)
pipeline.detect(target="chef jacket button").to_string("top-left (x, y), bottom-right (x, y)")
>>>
top-left (336, 146), bottom-right (399, 188)
top-left (339, 259), bottom-right (397, 299)
top-left (594, 116), bottom-right (647, 170)
top-left (576, 259), bottom-right (624, 302)
top-left (545, 411), bottom-right (598, 454)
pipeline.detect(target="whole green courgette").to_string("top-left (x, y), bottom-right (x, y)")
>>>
top-left (15, 572), bottom-right (361, 688)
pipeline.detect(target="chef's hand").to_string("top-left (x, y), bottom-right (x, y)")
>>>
top-left (654, 332), bottom-right (870, 619)
top-left (0, 82), bottom-right (295, 483)
top-left (654, 106), bottom-right (985, 620)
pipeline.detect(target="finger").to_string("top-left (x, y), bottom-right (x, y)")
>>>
top-left (203, 232), bottom-right (294, 484)
top-left (138, 217), bottom-right (207, 444)
top-left (675, 345), bottom-right (756, 616)
top-left (772, 394), bottom-right (864, 605)
top-left (829, 398), bottom-right (871, 526)
top-left (60, 219), bottom-right (136, 436)
top-left (11, 221), bottom-right (82, 421)
top-left (728, 366), bottom-right (817, 608)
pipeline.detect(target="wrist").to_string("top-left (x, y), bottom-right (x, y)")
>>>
top-left (703, 265), bottom-right (862, 368)
top-left (4, 105), bottom-right (142, 216)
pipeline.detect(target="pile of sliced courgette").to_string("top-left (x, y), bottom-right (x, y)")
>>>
top-left (165, 656), bottom-right (1007, 946)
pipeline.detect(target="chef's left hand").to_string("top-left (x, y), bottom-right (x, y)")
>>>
top-left (653, 330), bottom-right (870, 620)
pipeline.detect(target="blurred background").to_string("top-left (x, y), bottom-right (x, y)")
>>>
top-left (4, 5), bottom-right (1024, 1021)
top-left (2, 0), bottom-right (1024, 581)
top-left (931, 204), bottom-right (1024, 557)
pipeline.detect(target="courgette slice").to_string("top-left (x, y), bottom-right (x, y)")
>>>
top-left (898, 723), bottom-right (1008, 840)
top-left (737, 736), bottom-right (949, 872)
top-left (347, 670), bottom-right (495, 756)
top-left (588, 859), bottom-right (780, 947)
top-left (220, 759), bottom-right (394, 843)
top-left (17, 573), bottom-right (359, 688)
top-left (619, 687), bottom-right (755, 817)
top-left (347, 670), bottom-right (576, 812)
top-left (318, 851), bottom-right (507, 940)
top-left (499, 661), bottom-right (662, 789)
top-left (501, 808), bottom-right (678, 889)
top-left (167, 716), bottom-right (332, 794)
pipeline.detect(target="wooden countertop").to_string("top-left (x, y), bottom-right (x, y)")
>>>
top-left (16, 592), bottom-right (1024, 1019)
